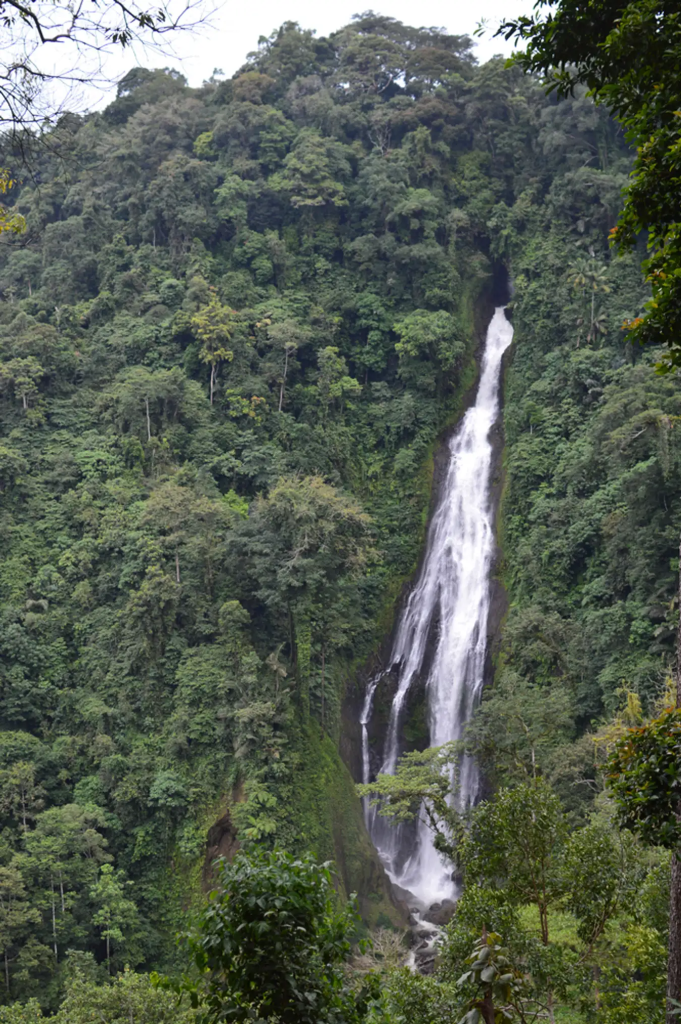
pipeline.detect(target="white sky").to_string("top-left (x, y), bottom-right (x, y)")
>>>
top-left (75, 0), bottom-right (537, 110)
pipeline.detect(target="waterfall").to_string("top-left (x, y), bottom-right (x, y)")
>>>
top-left (362, 307), bottom-right (513, 907)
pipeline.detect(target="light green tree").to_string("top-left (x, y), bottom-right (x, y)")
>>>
top-left (316, 346), bottom-right (361, 422)
top-left (0, 357), bottom-right (44, 411)
top-left (566, 258), bottom-right (610, 343)
top-left (0, 999), bottom-right (43, 1023)
top-left (55, 967), bottom-right (196, 1024)
top-left (271, 129), bottom-right (348, 209)
top-left (22, 803), bottom-right (110, 964)
top-left (0, 762), bottom-right (44, 831)
top-left (393, 309), bottom-right (464, 393)
top-left (89, 864), bottom-right (140, 974)
top-left (190, 297), bottom-right (234, 405)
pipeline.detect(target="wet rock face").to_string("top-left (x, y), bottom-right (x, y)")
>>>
top-left (401, 899), bottom-right (450, 974)
top-left (202, 809), bottom-right (239, 888)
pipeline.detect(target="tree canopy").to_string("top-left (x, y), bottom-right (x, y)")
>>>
top-left (501, 0), bottom-right (681, 365)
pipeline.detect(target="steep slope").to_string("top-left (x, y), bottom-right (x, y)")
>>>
top-left (0, 14), bottom-right (660, 1002)
top-left (473, 142), bottom-right (680, 816)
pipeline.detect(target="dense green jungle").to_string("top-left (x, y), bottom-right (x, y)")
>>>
top-left (0, 11), bottom-right (676, 1023)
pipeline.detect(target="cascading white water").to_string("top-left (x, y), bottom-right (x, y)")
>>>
top-left (362, 307), bottom-right (513, 907)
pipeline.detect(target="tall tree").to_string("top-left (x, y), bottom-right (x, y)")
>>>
top-left (190, 297), bottom-right (234, 406)
top-left (0, 865), bottom-right (40, 995)
top-left (89, 864), bottom-right (140, 974)
top-left (22, 803), bottom-right (110, 964)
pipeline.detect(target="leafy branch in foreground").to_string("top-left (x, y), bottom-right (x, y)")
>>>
top-left (499, 0), bottom-right (681, 368)
top-left (357, 741), bottom-right (463, 862)
top-left (607, 707), bottom-right (681, 850)
top-left (456, 931), bottom-right (546, 1024)
top-left (169, 848), bottom-right (376, 1024)
top-left (606, 701), bottom-right (681, 1023)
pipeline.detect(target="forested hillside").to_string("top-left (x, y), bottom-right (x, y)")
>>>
top-left (0, 11), bottom-right (675, 1018)
top-left (479, 176), bottom-right (679, 808)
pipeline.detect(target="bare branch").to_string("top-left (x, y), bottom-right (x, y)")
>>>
top-left (0, 0), bottom-right (218, 132)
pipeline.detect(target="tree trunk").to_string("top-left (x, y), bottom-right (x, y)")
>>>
top-left (51, 879), bottom-right (58, 963)
top-left (279, 348), bottom-right (289, 413)
top-left (477, 990), bottom-right (495, 1024)
top-left (667, 533), bottom-right (681, 1024)
top-left (210, 363), bottom-right (216, 406)
top-left (473, 929), bottom-right (496, 1024)
top-left (321, 643), bottom-right (325, 731)
top-left (288, 604), bottom-right (297, 669)
top-left (667, 855), bottom-right (681, 1023)
top-left (676, 533), bottom-right (681, 709)
top-left (547, 989), bottom-right (556, 1024)
top-left (175, 550), bottom-right (181, 585)
top-left (145, 397), bottom-right (151, 441)
top-left (540, 901), bottom-right (549, 946)
top-left (590, 288), bottom-right (595, 339)
top-left (4, 951), bottom-right (8, 993)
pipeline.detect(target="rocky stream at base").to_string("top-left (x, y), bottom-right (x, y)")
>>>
top-left (391, 883), bottom-right (458, 973)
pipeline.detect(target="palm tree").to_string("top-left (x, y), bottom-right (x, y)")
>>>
top-left (567, 258), bottom-right (611, 344)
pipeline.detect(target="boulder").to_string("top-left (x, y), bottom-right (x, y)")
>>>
top-left (423, 898), bottom-right (456, 926)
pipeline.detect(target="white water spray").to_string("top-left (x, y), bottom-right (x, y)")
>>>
top-left (362, 307), bottom-right (513, 906)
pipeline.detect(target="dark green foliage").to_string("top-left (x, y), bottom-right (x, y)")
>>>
top-left (502, 0), bottom-right (681, 364)
top-left (0, 16), bottom-right (518, 997)
top-left (455, 931), bottom-right (540, 1024)
top-left (607, 709), bottom-right (681, 848)
top-left (182, 848), bottom-right (369, 1024)
top-left (476, 134), bottom-right (681, 821)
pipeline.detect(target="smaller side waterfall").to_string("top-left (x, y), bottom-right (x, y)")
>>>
top-left (363, 307), bottom-right (513, 907)
top-left (360, 675), bottom-right (381, 839)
